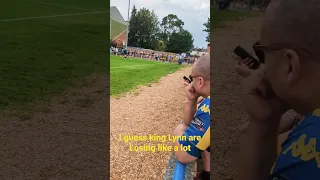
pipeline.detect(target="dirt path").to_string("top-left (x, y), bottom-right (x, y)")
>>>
top-left (212, 16), bottom-right (262, 180)
top-left (0, 75), bottom-right (109, 179)
top-left (110, 67), bottom-right (192, 179)
top-left (0, 65), bottom-right (192, 179)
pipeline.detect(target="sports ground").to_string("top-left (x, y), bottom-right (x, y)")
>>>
top-left (0, 1), bottom-right (109, 179)
top-left (110, 55), bottom-right (182, 96)
top-left (0, 0), bottom-right (108, 110)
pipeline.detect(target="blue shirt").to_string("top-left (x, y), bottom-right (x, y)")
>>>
top-left (270, 109), bottom-right (320, 180)
top-left (178, 97), bottom-right (210, 158)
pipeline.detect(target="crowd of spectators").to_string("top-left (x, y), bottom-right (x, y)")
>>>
top-left (110, 46), bottom-right (200, 65)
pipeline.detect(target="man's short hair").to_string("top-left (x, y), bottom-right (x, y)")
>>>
top-left (263, 0), bottom-right (320, 59)
top-left (193, 54), bottom-right (210, 80)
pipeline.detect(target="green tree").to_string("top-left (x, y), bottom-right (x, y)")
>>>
top-left (128, 5), bottom-right (138, 47)
top-left (155, 40), bottom-right (166, 51)
top-left (157, 32), bottom-right (169, 45)
top-left (203, 17), bottom-right (210, 42)
top-left (166, 29), bottom-right (194, 53)
top-left (160, 14), bottom-right (184, 43)
top-left (128, 7), bottom-right (159, 49)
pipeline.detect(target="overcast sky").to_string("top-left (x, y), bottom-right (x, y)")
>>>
top-left (110, 0), bottom-right (210, 48)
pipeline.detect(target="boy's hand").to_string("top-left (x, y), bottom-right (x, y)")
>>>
top-left (241, 68), bottom-right (288, 126)
top-left (236, 57), bottom-right (253, 77)
top-left (184, 81), bottom-right (199, 101)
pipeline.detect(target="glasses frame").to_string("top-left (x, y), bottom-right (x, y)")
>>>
top-left (189, 75), bottom-right (207, 82)
top-left (252, 41), bottom-right (310, 63)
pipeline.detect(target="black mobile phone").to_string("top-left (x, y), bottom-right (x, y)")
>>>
top-left (183, 76), bottom-right (191, 83)
top-left (233, 46), bottom-right (260, 69)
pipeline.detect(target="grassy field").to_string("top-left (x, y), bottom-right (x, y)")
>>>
top-left (211, 8), bottom-right (260, 27)
top-left (110, 55), bottom-right (182, 96)
top-left (0, 0), bottom-right (108, 109)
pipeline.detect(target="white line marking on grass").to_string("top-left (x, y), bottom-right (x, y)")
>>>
top-left (110, 65), bottom-right (152, 69)
top-left (0, 11), bottom-right (108, 22)
top-left (24, 0), bottom-right (96, 11)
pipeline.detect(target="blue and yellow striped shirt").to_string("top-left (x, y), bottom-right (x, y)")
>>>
top-left (270, 109), bottom-right (320, 179)
top-left (178, 97), bottom-right (210, 157)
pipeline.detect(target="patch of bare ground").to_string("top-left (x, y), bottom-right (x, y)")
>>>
top-left (110, 67), bottom-right (192, 179)
top-left (0, 74), bottom-right (109, 179)
top-left (212, 17), bottom-right (262, 180)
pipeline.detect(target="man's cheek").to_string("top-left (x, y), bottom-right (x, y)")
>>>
top-left (265, 67), bottom-right (273, 81)
top-left (265, 69), bottom-right (278, 91)
top-left (265, 63), bottom-right (278, 79)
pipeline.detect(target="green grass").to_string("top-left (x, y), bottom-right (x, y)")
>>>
top-left (211, 8), bottom-right (260, 27)
top-left (110, 55), bottom-right (183, 96)
top-left (0, 0), bottom-right (108, 109)
top-left (110, 19), bottom-right (126, 40)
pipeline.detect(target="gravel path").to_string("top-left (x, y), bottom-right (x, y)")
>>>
top-left (110, 66), bottom-right (193, 179)
top-left (0, 74), bottom-right (109, 179)
top-left (0, 64), bottom-right (192, 179)
top-left (212, 16), bottom-right (262, 180)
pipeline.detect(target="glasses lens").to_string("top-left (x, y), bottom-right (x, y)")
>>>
top-left (189, 75), bottom-right (193, 81)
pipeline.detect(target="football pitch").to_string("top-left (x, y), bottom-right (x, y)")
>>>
top-left (0, 0), bottom-right (108, 109)
top-left (110, 55), bottom-right (183, 96)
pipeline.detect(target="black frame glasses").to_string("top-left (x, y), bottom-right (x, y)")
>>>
top-left (189, 75), bottom-right (207, 82)
top-left (252, 41), bottom-right (310, 63)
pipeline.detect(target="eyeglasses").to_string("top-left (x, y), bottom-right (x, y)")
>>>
top-left (189, 75), bottom-right (205, 82)
top-left (252, 41), bottom-right (310, 63)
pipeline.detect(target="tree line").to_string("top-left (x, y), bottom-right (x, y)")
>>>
top-left (128, 5), bottom-right (210, 53)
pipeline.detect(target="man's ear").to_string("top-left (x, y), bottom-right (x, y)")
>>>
top-left (200, 77), bottom-right (206, 88)
top-left (284, 49), bottom-right (301, 87)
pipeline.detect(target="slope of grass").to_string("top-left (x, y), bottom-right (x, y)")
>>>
top-left (110, 56), bottom-right (183, 96)
top-left (211, 8), bottom-right (260, 27)
top-left (0, 0), bottom-right (108, 110)
top-left (37, 0), bottom-right (108, 11)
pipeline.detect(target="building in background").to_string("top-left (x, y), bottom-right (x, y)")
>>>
top-left (110, 6), bottom-right (127, 48)
top-left (190, 47), bottom-right (209, 57)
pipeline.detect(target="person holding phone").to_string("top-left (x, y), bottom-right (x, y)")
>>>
top-left (235, 57), bottom-right (303, 137)
top-left (237, 0), bottom-right (320, 179)
top-left (236, 57), bottom-right (304, 155)
top-left (171, 54), bottom-right (211, 180)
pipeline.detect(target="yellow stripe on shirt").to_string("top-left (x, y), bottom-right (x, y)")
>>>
top-left (196, 127), bottom-right (210, 150)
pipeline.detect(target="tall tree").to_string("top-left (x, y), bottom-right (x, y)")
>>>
top-left (166, 29), bottom-right (194, 53)
top-left (203, 17), bottom-right (210, 42)
top-left (160, 14), bottom-right (184, 43)
top-left (128, 7), bottom-right (159, 49)
top-left (128, 5), bottom-right (138, 47)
